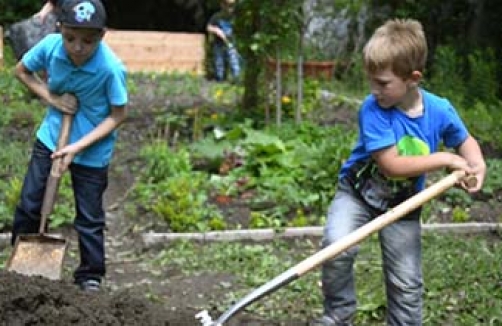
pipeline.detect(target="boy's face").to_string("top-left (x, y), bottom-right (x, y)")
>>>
top-left (367, 67), bottom-right (418, 109)
top-left (60, 25), bottom-right (104, 66)
top-left (221, 1), bottom-right (235, 14)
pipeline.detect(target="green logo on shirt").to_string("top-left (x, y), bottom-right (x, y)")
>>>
top-left (397, 135), bottom-right (430, 156)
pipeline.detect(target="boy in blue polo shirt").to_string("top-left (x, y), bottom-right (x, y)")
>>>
top-left (12, 0), bottom-right (127, 292)
top-left (313, 19), bottom-right (486, 325)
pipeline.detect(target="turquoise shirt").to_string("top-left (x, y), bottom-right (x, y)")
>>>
top-left (22, 33), bottom-right (128, 167)
top-left (340, 89), bottom-right (469, 191)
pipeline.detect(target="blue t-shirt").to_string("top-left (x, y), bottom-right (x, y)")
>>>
top-left (22, 33), bottom-right (128, 167)
top-left (340, 89), bottom-right (468, 192)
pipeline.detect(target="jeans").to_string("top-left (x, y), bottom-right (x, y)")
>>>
top-left (321, 178), bottom-right (423, 325)
top-left (213, 42), bottom-right (241, 81)
top-left (12, 139), bottom-right (109, 283)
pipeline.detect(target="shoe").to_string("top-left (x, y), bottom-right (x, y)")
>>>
top-left (310, 315), bottom-right (352, 326)
top-left (78, 279), bottom-right (101, 292)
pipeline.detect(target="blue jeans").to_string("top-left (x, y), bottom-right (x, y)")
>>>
top-left (321, 178), bottom-right (423, 325)
top-left (213, 42), bottom-right (241, 81)
top-left (12, 139), bottom-right (108, 284)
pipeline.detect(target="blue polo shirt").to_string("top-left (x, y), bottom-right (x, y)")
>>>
top-left (340, 89), bottom-right (469, 191)
top-left (22, 33), bottom-right (128, 167)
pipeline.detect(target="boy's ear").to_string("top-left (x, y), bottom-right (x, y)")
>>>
top-left (407, 70), bottom-right (422, 88)
top-left (411, 70), bottom-right (422, 82)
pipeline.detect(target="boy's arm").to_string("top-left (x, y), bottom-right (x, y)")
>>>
top-left (207, 23), bottom-right (227, 42)
top-left (372, 145), bottom-right (473, 178)
top-left (33, 1), bottom-right (55, 22)
top-left (51, 105), bottom-right (128, 171)
top-left (456, 135), bottom-right (486, 192)
top-left (14, 61), bottom-right (77, 114)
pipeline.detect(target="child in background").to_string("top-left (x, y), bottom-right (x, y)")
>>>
top-left (206, 0), bottom-right (241, 82)
top-left (34, 1), bottom-right (62, 23)
top-left (313, 19), bottom-right (485, 325)
top-left (12, 0), bottom-right (128, 292)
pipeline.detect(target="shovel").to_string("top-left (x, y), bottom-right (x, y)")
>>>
top-left (6, 114), bottom-right (73, 280)
top-left (196, 170), bottom-right (476, 326)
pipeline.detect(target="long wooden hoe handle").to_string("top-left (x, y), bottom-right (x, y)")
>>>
top-left (39, 114), bottom-right (73, 234)
top-left (205, 170), bottom-right (473, 326)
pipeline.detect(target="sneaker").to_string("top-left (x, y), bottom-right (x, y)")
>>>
top-left (310, 315), bottom-right (352, 326)
top-left (78, 279), bottom-right (101, 292)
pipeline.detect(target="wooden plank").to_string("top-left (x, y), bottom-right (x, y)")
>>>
top-left (103, 30), bottom-right (205, 74)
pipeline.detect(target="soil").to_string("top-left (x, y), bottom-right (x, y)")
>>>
top-left (1, 75), bottom-right (501, 326)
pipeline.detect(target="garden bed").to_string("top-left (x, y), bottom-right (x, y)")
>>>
top-left (0, 73), bottom-right (501, 325)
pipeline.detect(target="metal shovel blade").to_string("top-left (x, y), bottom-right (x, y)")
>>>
top-left (6, 234), bottom-right (67, 280)
top-left (5, 114), bottom-right (73, 281)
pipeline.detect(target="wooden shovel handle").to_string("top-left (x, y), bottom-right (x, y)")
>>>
top-left (39, 114), bottom-right (73, 233)
top-left (294, 170), bottom-right (471, 275)
top-left (208, 170), bottom-right (476, 325)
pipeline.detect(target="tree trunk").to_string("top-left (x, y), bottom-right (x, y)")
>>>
top-left (240, 4), bottom-right (261, 116)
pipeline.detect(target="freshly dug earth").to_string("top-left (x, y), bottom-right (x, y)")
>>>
top-left (0, 270), bottom-right (291, 326)
top-left (0, 270), bottom-right (194, 325)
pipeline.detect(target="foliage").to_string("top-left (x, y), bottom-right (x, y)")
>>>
top-left (481, 159), bottom-right (502, 197)
top-left (134, 142), bottom-right (225, 232)
top-left (139, 141), bottom-right (192, 183)
top-left (0, 0), bottom-right (41, 26)
top-left (465, 49), bottom-right (500, 107)
top-left (190, 121), bottom-right (356, 227)
top-left (146, 173), bottom-right (225, 232)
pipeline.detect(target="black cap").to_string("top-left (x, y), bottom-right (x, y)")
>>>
top-left (59, 0), bottom-right (106, 29)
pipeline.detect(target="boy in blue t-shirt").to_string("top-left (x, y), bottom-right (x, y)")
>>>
top-left (313, 19), bottom-right (486, 325)
top-left (12, 0), bottom-right (127, 292)
top-left (206, 0), bottom-right (241, 82)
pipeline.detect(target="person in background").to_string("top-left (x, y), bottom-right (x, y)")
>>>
top-left (312, 18), bottom-right (486, 326)
top-left (206, 0), bottom-right (241, 82)
top-left (12, 0), bottom-right (128, 292)
top-left (34, 0), bottom-right (63, 23)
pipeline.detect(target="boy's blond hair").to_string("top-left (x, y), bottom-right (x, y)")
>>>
top-left (363, 19), bottom-right (427, 78)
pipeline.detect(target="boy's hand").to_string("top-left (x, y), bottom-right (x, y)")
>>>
top-left (444, 152), bottom-right (473, 174)
top-left (50, 93), bottom-right (78, 115)
top-left (442, 152), bottom-right (481, 192)
top-left (461, 163), bottom-right (486, 193)
top-left (51, 144), bottom-right (79, 174)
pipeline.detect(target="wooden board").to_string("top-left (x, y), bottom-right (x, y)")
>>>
top-left (103, 30), bottom-right (206, 74)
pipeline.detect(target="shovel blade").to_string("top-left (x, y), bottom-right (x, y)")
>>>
top-left (6, 234), bottom-right (67, 280)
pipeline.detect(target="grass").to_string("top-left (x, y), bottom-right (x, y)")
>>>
top-left (149, 233), bottom-right (502, 325)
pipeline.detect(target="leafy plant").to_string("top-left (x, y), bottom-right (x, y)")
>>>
top-left (149, 173), bottom-right (223, 232)
top-left (139, 141), bottom-right (192, 183)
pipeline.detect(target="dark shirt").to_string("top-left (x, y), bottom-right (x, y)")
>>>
top-left (208, 10), bottom-right (235, 44)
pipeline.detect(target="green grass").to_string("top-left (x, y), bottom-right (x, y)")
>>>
top-left (149, 233), bottom-right (502, 325)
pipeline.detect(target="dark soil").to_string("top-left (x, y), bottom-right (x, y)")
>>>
top-left (0, 270), bottom-right (193, 325)
top-left (1, 74), bottom-right (500, 326)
